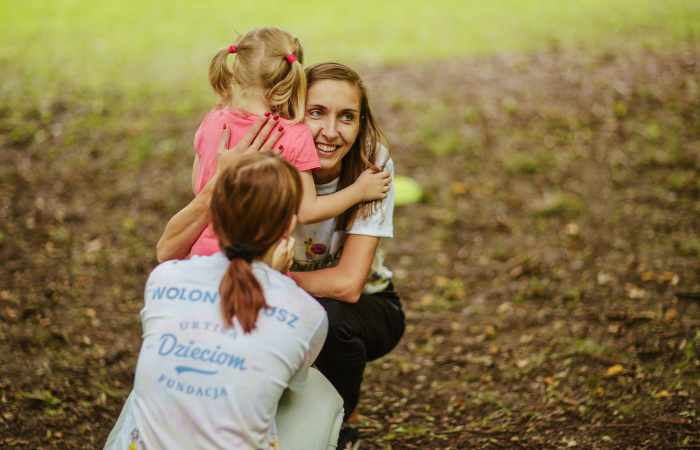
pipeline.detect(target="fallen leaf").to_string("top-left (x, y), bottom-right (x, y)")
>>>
top-left (664, 308), bottom-right (678, 323)
top-left (565, 223), bottom-right (580, 237)
top-left (450, 182), bottom-right (470, 195)
top-left (655, 390), bottom-right (670, 398)
top-left (641, 272), bottom-right (658, 282)
top-left (597, 272), bottom-right (615, 285)
top-left (516, 358), bottom-right (530, 368)
top-left (659, 272), bottom-right (676, 282)
top-left (543, 376), bottom-right (555, 386)
top-left (604, 364), bottom-right (624, 377)
top-left (420, 294), bottom-right (434, 306)
top-left (627, 287), bottom-right (646, 299)
top-left (4, 307), bottom-right (17, 319)
top-left (432, 276), bottom-right (450, 287)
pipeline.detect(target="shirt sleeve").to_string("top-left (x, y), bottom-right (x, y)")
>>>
top-left (287, 308), bottom-right (328, 391)
top-left (140, 261), bottom-right (174, 336)
top-left (287, 126), bottom-right (321, 172)
top-left (347, 146), bottom-right (394, 238)
top-left (193, 110), bottom-right (216, 158)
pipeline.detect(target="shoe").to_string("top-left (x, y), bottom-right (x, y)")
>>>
top-left (336, 422), bottom-right (361, 450)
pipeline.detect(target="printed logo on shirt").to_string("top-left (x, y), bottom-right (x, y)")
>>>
top-left (157, 333), bottom-right (248, 372)
top-left (292, 247), bottom-right (343, 272)
top-left (148, 286), bottom-right (219, 304)
top-left (303, 238), bottom-right (327, 260)
top-left (145, 283), bottom-right (309, 401)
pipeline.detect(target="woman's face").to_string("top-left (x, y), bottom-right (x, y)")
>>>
top-left (303, 79), bottom-right (361, 181)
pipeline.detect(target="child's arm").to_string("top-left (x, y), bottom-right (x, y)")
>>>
top-left (296, 168), bottom-right (391, 224)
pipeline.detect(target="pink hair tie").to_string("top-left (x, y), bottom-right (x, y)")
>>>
top-left (286, 53), bottom-right (297, 64)
top-left (229, 45), bottom-right (236, 54)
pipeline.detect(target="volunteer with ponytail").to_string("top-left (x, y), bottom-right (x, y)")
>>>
top-left (159, 27), bottom-right (390, 261)
top-left (109, 154), bottom-right (329, 449)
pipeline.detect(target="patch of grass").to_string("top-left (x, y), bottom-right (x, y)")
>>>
top-left (2, 0), bottom-right (700, 109)
top-left (531, 191), bottom-right (583, 217)
top-left (503, 153), bottom-right (545, 175)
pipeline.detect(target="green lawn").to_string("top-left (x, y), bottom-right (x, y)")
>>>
top-left (3, 1), bottom-right (699, 92)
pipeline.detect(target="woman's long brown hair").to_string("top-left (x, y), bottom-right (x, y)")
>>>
top-left (305, 62), bottom-right (392, 231)
top-left (210, 153), bottom-right (301, 333)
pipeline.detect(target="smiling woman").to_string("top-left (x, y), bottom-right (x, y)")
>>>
top-left (288, 62), bottom-right (405, 448)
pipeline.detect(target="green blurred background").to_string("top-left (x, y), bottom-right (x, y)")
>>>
top-left (2, 0), bottom-right (698, 106)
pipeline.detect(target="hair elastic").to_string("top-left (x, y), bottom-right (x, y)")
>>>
top-left (225, 243), bottom-right (252, 263)
top-left (286, 53), bottom-right (297, 64)
top-left (229, 45), bottom-right (237, 54)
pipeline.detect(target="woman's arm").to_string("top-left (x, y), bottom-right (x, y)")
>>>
top-left (296, 169), bottom-right (391, 225)
top-left (156, 173), bottom-right (215, 262)
top-left (290, 234), bottom-right (379, 303)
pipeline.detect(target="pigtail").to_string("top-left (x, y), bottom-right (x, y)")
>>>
top-left (267, 60), bottom-right (306, 123)
top-left (266, 37), bottom-right (306, 123)
top-left (209, 47), bottom-right (235, 108)
top-left (219, 259), bottom-right (266, 333)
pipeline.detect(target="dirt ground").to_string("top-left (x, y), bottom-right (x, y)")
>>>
top-left (1, 46), bottom-right (699, 449)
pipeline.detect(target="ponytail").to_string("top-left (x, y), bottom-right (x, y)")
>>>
top-left (266, 37), bottom-right (307, 123)
top-left (211, 153), bottom-right (302, 333)
top-left (219, 258), bottom-right (266, 333)
top-left (209, 47), bottom-right (235, 108)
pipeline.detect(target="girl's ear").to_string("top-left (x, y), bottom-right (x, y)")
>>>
top-left (285, 214), bottom-right (298, 238)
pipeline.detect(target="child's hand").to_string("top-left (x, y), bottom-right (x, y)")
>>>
top-left (355, 167), bottom-right (391, 202)
top-left (216, 114), bottom-right (285, 172)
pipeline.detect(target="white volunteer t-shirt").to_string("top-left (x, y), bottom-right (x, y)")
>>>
top-left (113, 253), bottom-right (328, 450)
top-left (291, 145), bottom-right (394, 293)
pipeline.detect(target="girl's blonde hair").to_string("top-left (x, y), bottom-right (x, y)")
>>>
top-left (210, 153), bottom-right (302, 333)
top-left (209, 27), bottom-right (306, 124)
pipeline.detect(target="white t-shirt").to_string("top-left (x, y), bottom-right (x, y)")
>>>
top-left (113, 253), bottom-right (328, 450)
top-left (291, 145), bottom-right (394, 293)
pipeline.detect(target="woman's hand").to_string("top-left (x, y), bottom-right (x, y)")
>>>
top-left (354, 167), bottom-right (391, 202)
top-left (271, 237), bottom-right (296, 273)
top-left (217, 114), bottom-right (285, 173)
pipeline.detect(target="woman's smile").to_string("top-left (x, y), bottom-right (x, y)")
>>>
top-left (315, 143), bottom-right (340, 154)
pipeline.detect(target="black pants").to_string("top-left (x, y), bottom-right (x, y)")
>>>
top-left (313, 285), bottom-right (405, 421)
